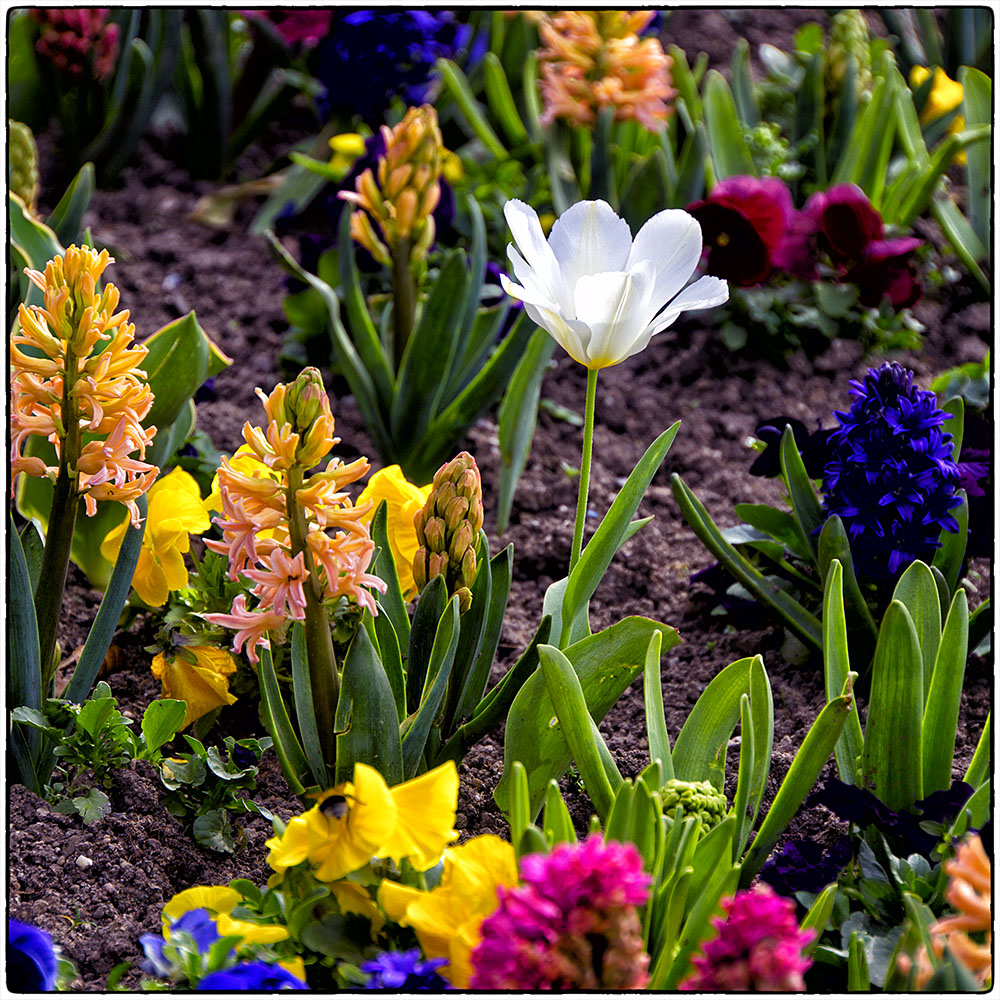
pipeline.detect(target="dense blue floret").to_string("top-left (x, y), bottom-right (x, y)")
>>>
top-left (361, 948), bottom-right (452, 990)
top-left (822, 362), bottom-right (962, 577)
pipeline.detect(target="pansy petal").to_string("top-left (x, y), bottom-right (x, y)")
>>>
top-left (547, 200), bottom-right (634, 290)
top-left (382, 761), bottom-right (459, 870)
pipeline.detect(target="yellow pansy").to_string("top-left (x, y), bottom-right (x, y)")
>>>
top-left (101, 467), bottom-right (210, 606)
top-left (357, 466), bottom-right (432, 598)
top-left (330, 881), bottom-right (385, 937)
top-left (378, 834), bottom-right (518, 988)
top-left (278, 956), bottom-right (307, 982)
top-left (266, 763), bottom-right (396, 883)
top-left (162, 885), bottom-right (240, 928)
top-left (216, 913), bottom-right (289, 945)
top-left (380, 761), bottom-right (459, 871)
top-left (910, 65), bottom-right (967, 164)
top-left (151, 646), bottom-right (238, 730)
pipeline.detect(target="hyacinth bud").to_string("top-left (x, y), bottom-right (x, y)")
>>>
top-left (412, 452), bottom-right (483, 612)
top-left (826, 9), bottom-right (873, 97)
top-left (286, 367), bottom-right (328, 434)
top-left (660, 778), bottom-right (729, 833)
top-left (9, 120), bottom-right (39, 212)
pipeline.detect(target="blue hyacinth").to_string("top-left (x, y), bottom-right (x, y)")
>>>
top-left (822, 362), bottom-right (963, 578)
top-left (361, 949), bottom-right (452, 990)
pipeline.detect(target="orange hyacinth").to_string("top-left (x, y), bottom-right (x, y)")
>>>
top-left (538, 11), bottom-right (675, 131)
top-left (205, 369), bottom-right (385, 665)
top-left (10, 245), bottom-right (158, 527)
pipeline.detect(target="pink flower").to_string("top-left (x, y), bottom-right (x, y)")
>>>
top-left (243, 548), bottom-right (309, 620)
top-left (241, 9), bottom-right (331, 49)
top-left (680, 885), bottom-right (815, 991)
top-left (204, 594), bottom-right (286, 666)
top-left (469, 835), bottom-right (652, 990)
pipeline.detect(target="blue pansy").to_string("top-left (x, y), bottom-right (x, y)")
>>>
top-left (140, 908), bottom-right (224, 978)
top-left (8, 920), bottom-right (59, 992)
top-left (197, 962), bottom-right (308, 991)
top-left (822, 362), bottom-right (963, 578)
top-left (759, 835), bottom-right (853, 895)
top-left (361, 948), bottom-right (451, 990)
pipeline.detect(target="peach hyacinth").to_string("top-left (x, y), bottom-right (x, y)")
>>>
top-left (538, 11), bottom-right (675, 130)
top-left (205, 369), bottom-right (386, 665)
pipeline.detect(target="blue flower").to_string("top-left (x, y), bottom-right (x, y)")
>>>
top-left (140, 908), bottom-right (224, 979)
top-left (822, 362), bottom-right (963, 578)
top-left (759, 835), bottom-right (853, 895)
top-left (361, 949), bottom-right (451, 990)
top-left (197, 962), bottom-right (308, 991)
top-left (315, 11), bottom-right (474, 123)
top-left (8, 920), bottom-right (58, 992)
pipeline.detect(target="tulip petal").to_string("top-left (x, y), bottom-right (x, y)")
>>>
top-left (548, 200), bottom-right (633, 291)
top-left (503, 200), bottom-right (562, 296)
top-left (649, 275), bottom-right (730, 335)
top-left (628, 208), bottom-right (704, 304)
top-left (523, 302), bottom-right (593, 367)
top-left (573, 263), bottom-right (657, 368)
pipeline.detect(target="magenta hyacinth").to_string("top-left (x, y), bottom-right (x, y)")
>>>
top-left (681, 885), bottom-right (815, 991)
top-left (469, 835), bottom-right (652, 990)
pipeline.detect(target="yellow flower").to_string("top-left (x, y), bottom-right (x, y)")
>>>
top-left (378, 834), bottom-right (518, 988)
top-left (381, 761), bottom-right (459, 870)
top-left (278, 956), bottom-right (307, 982)
top-left (151, 646), bottom-right (238, 730)
top-left (330, 881), bottom-right (385, 937)
top-left (266, 763), bottom-right (396, 882)
top-left (216, 913), bottom-right (290, 945)
top-left (329, 132), bottom-right (367, 173)
top-left (162, 885), bottom-right (240, 927)
top-left (101, 468), bottom-right (210, 606)
top-left (910, 65), bottom-right (967, 164)
top-left (357, 466), bottom-right (432, 598)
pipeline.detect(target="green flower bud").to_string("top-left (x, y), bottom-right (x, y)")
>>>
top-left (9, 120), bottom-right (39, 213)
top-left (286, 367), bottom-right (329, 434)
top-left (826, 9), bottom-right (872, 98)
top-left (660, 778), bottom-right (728, 834)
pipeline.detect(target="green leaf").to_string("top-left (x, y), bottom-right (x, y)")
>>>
top-left (140, 699), bottom-right (186, 757)
top-left (963, 712), bottom-right (990, 788)
top-left (435, 58), bottom-right (507, 159)
top-left (960, 67), bottom-right (991, 251)
top-left (560, 421), bottom-right (679, 645)
top-left (730, 39), bottom-right (760, 126)
top-left (73, 788), bottom-right (112, 826)
top-left (46, 163), bottom-right (95, 245)
top-left (861, 602), bottom-right (924, 812)
top-left (291, 622), bottom-right (329, 788)
top-left (931, 194), bottom-right (989, 290)
top-left (257, 645), bottom-right (308, 796)
top-left (734, 503), bottom-right (812, 562)
top-left (406, 576), bottom-right (446, 714)
top-left (497, 617), bottom-right (680, 819)
top-left (941, 395), bottom-right (965, 462)
top-left (496, 328), bottom-right (555, 532)
top-left (703, 70), bottom-right (756, 178)
top-left (372, 607), bottom-right (405, 724)
top-left (18, 521), bottom-right (44, 596)
top-left (643, 630), bottom-right (672, 779)
top-left (482, 51), bottom-right (530, 145)
top-left (891, 560), bottom-right (942, 704)
top-left (740, 675), bottom-right (855, 883)
top-left (848, 930), bottom-right (871, 991)
top-left (63, 493), bottom-right (148, 703)
top-left (538, 644), bottom-right (616, 820)
top-left (731, 695), bottom-right (755, 859)
top-left (8, 193), bottom-right (63, 308)
top-left (747, 656), bottom-right (774, 832)
top-left (335, 625), bottom-right (404, 786)
top-left (672, 474), bottom-right (822, 649)
top-left (931, 489), bottom-right (968, 593)
top-left (142, 313), bottom-right (214, 432)
top-left (9, 515), bottom-right (41, 714)
top-left (800, 883), bottom-right (838, 955)
top-left (507, 760), bottom-right (531, 856)
top-left (369, 501), bottom-right (410, 654)
top-left (921, 590), bottom-right (968, 795)
top-left (780, 425), bottom-right (824, 562)
top-left (542, 779), bottom-right (576, 847)
top-left (823, 561), bottom-right (865, 784)
top-left (193, 809), bottom-right (236, 853)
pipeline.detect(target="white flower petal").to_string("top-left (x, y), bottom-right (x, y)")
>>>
top-left (524, 302), bottom-right (592, 366)
top-left (500, 270), bottom-right (559, 314)
top-left (548, 200), bottom-right (634, 291)
top-left (649, 275), bottom-right (730, 335)
top-left (627, 209), bottom-right (705, 306)
top-left (503, 200), bottom-right (562, 296)
top-left (572, 263), bottom-right (657, 368)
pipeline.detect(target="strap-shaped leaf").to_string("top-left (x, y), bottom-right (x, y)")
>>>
top-left (891, 560), bottom-right (942, 703)
top-left (931, 489), bottom-right (968, 593)
top-left (740, 675), bottom-right (855, 882)
top-left (372, 606), bottom-right (405, 724)
top-left (560, 421), bottom-right (679, 646)
top-left (435, 58), bottom-right (507, 159)
top-left (964, 712), bottom-right (990, 789)
top-left (335, 625), bottom-right (404, 786)
top-left (780, 425), bottom-right (824, 562)
top-left (861, 601), bottom-right (924, 812)
top-left (496, 327), bottom-right (556, 532)
top-left (401, 596), bottom-right (460, 778)
top-left (454, 197), bottom-right (488, 377)
top-left (10, 514), bottom-right (41, 711)
top-left (960, 67), bottom-right (991, 250)
top-left (507, 761), bottom-right (531, 858)
top-left (482, 50), bottom-right (530, 145)
top-left (941, 396), bottom-right (965, 462)
top-left (800, 883), bottom-right (838, 956)
top-left (703, 70), bottom-right (755, 178)
top-left (747, 656), bottom-right (774, 832)
top-left (731, 695), bottom-right (755, 860)
top-left (448, 303), bottom-right (513, 400)
top-left (406, 576), bottom-right (447, 714)
top-left (823, 561), bottom-right (865, 784)
top-left (497, 617), bottom-right (680, 819)
top-left (847, 931), bottom-right (871, 991)
top-left (291, 622), bottom-right (329, 788)
top-left (141, 314), bottom-right (212, 433)
top-left (46, 163), bottom-right (95, 245)
top-left (257, 644), bottom-right (307, 796)
top-left (63, 493), bottom-right (148, 703)
top-left (730, 38), bottom-right (760, 126)
top-left (734, 502), bottom-right (812, 562)
top-left (672, 473), bottom-right (822, 649)
top-left (369, 501), bottom-right (410, 653)
top-left (931, 194), bottom-right (989, 291)
top-left (922, 590), bottom-right (969, 794)
top-left (542, 779), bottom-right (576, 846)
top-left (643, 630), bottom-right (672, 779)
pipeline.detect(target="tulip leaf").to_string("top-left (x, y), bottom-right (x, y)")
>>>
top-left (964, 712), bottom-right (990, 789)
top-left (291, 622), bottom-right (329, 788)
top-left (861, 601), bottom-right (924, 812)
top-left (740, 676), bottom-right (855, 883)
top-left (703, 70), bottom-right (756, 178)
top-left (542, 779), bottom-right (576, 847)
top-left (931, 489), bottom-right (968, 593)
top-left (731, 694), bottom-right (755, 859)
top-left (561, 421), bottom-right (680, 646)
top-left (140, 699), bottom-right (187, 757)
top-left (63, 493), bottom-right (148, 704)
top-left (335, 624), bottom-right (404, 787)
top-left (257, 645), bottom-right (308, 796)
top-left (922, 589), bottom-right (969, 794)
top-left (643, 630), bottom-right (672, 779)
top-left (747, 656), bottom-right (774, 832)
top-left (891, 560), bottom-right (942, 703)
top-left (496, 328), bottom-right (556, 532)
top-left (46, 162), bottom-right (95, 246)
top-left (497, 616), bottom-right (680, 819)
top-left (507, 760), bottom-right (531, 857)
top-left (823, 561), bottom-right (865, 784)
top-left (672, 473), bottom-right (823, 650)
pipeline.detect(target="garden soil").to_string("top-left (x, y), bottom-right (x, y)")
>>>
top-left (8, 10), bottom-right (991, 990)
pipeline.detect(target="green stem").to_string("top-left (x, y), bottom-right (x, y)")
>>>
top-left (391, 238), bottom-right (416, 372)
top-left (35, 351), bottom-right (81, 693)
top-left (286, 467), bottom-right (340, 768)
top-left (570, 367), bottom-right (599, 574)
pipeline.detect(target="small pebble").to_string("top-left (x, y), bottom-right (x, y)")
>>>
top-left (76, 855), bottom-right (93, 869)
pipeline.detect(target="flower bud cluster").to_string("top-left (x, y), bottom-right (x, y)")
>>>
top-left (340, 104), bottom-right (443, 267)
top-left (205, 369), bottom-right (386, 663)
top-left (538, 11), bottom-right (675, 130)
top-left (10, 245), bottom-right (158, 526)
top-left (413, 452), bottom-right (484, 613)
top-left (660, 778), bottom-right (729, 833)
top-left (32, 8), bottom-right (120, 81)
top-left (826, 8), bottom-right (873, 96)
top-left (9, 119), bottom-right (39, 211)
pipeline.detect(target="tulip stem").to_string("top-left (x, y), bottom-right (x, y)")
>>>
top-left (570, 368), bottom-right (598, 574)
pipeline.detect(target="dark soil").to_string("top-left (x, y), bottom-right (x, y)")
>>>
top-left (9, 11), bottom-right (991, 991)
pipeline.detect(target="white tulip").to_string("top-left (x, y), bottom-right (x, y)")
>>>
top-left (500, 199), bottom-right (729, 369)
